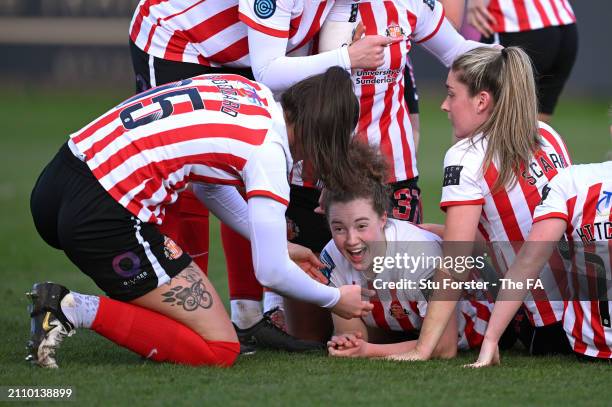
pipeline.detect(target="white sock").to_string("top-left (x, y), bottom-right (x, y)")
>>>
top-left (263, 291), bottom-right (284, 314)
top-left (60, 292), bottom-right (100, 329)
top-left (230, 299), bottom-right (263, 329)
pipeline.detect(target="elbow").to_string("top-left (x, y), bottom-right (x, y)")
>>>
top-left (253, 262), bottom-right (285, 290)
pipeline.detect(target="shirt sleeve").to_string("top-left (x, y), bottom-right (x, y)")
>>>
top-left (440, 144), bottom-right (485, 210)
top-left (239, 0), bottom-right (294, 38)
top-left (410, 0), bottom-right (445, 43)
top-left (243, 139), bottom-right (291, 206)
top-left (533, 173), bottom-right (570, 223)
top-left (320, 242), bottom-right (348, 288)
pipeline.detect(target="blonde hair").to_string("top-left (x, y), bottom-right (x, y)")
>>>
top-left (452, 46), bottom-right (540, 192)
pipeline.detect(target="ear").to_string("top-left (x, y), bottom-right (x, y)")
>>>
top-left (381, 211), bottom-right (388, 228)
top-left (476, 90), bottom-right (494, 115)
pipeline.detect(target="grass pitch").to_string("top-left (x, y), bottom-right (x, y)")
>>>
top-left (0, 87), bottom-right (610, 406)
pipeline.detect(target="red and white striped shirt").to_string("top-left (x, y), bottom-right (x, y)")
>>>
top-left (533, 162), bottom-right (612, 358)
top-left (324, 219), bottom-right (491, 349)
top-left (68, 75), bottom-right (292, 225)
top-left (238, 0), bottom-right (335, 56)
top-left (129, 0), bottom-right (251, 67)
top-left (290, 0), bottom-right (445, 186)
top-left (440, 122), bottom-right (572, 327)
top-left (488, 0), bottom-right (576, 33)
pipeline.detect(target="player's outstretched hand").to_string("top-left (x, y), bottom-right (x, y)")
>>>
top-left (464, 338), bottom-right (500, 368)
top-left (332, 285), bottom-right (374, 319)
top-left (466, 0), bottom-right (496, 37)
top-left (348, 24), bottom-right (402, 70)
top-left (287, 242), bottom-right (328, 284)
top-left (327, 332), bottom-right (368, 358)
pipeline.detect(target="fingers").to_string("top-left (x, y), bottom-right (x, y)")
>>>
top-left (313, 205), bottom-right (325, 215)
top-left (361, 288), bottom-right (375, 298)
top-left (307, 251), bottom-right (325, 269)
top-left (352, 21), bottom-right (365, 42)
top-left (468, 7), bottom-right (495, 37)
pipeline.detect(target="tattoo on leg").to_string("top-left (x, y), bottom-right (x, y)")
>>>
top-left (161, 266), bottom-right (213, 311)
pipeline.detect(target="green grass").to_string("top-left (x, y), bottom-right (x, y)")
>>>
top-left (0, 87), bottom-right (610, 406)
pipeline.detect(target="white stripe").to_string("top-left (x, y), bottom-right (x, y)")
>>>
top-left (148, 54), bottom-right (156, 88)
top-left (132, 217), bottom-right (171, 286)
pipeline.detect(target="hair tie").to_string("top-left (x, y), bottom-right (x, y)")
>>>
top-left (501, 48), bottom-right (508, 59)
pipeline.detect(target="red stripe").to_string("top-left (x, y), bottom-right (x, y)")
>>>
top-left (389, 289), bottom-right (415, 331)
top-left (566, 196), bottom-right (577, 238)
top-left (239, 13), bottom-right (289, 38)
top-left (533, 212), bottom-right (569, 223)
top-left (462, 312), bottom-right (482, 348)
top-left (182, 6), bottom-right (241, 46)
top-left (416, 9), bottom-right (445, 43)
top-left (376, 2), bottom-right (403, 183)
top-left (440, 199), bottom-right (485, 210)
top-left (483, 164), bottom-right (524, 241)
top-left (356, 3), bottom-right (376, 162)
top-left (289, 15), bottom-right (302, 39)
top-left (92, 124), bottom-right (267, 180)
top-left (368, 281), bottom-right (391, 330)
top-left (245, 190), bottom-right (289, 206)
top-left (406, 10), bottom-right (417, 34)
top-left (590, 301), bottom-right (611, 357)
top-left (532, 0), bottom-right (552, 27)
top-left (288, 1), bottom-right (327, 53)
top-left (163, 31), bottom-right (189, 60)
top-left (208, 37), bottom-right (249, 64)
top-left (512, 0), bottom-right (531, 31)
top-left (571, 301), bottom-right (587, 354)
top-left (395, 69), bottom-right (413, 180)
top-left (143, 21), bottom-right (159, 54)
top-left (106, 151), bottom-right (247, 205)
top-left (162, 0), bottom-right (206, 22)
top-left (487, 0), bottom-right (505, 32)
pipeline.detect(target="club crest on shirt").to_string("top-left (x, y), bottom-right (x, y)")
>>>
top-left (422, 0), bottom-right (435, 11)
top-left (385, 23), bottom-right (405, 39)
top-left (254, 0), bottom-right (276, 19)
top-left (163, 236), bottom-right (183, 260)
top-left (389, 303), bottom-right (410, 320)
top-left (443, 165), bottom-right (463, 187)
top-left (597, 190), bottom-right (612, 216)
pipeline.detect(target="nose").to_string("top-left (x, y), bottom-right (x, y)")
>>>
top-left (441, 97), bottom-right (449, 113)
top-left (346, 228), bottom-right (359, 246)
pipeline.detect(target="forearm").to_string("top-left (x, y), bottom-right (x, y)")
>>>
top-left (248, 197), bottom-right (340, 307)
top-left (248, 30), bottom-right (350, 93)
top-left (365, 340), bottom-right (417, 358)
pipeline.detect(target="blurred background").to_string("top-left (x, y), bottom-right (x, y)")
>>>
top-left (0, 0), bottom-right (610, 94)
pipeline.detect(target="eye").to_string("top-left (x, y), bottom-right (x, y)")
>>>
top-left (332, 226), bottom-right (345, 233)
top-left (357, 223), bottom-right (368, 230)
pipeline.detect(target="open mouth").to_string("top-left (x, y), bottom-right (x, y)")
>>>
top-left (346, 247), bottom-right (367, 264)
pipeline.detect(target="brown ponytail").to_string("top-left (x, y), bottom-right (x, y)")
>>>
top-left (281, 66), bottom-right (359, 190)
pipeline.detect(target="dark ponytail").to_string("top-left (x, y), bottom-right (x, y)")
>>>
top-left (281, 66), bottom-right (359, 190)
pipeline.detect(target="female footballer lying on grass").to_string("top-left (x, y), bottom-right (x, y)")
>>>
top-left (467, 161), bottom-right (612, 366)
top-left (324, 142), bottom-right (500, 359)
top-left (27, 67), bottom-right (373, 368)
top-left (389, 46), bottom-right (574, 362)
